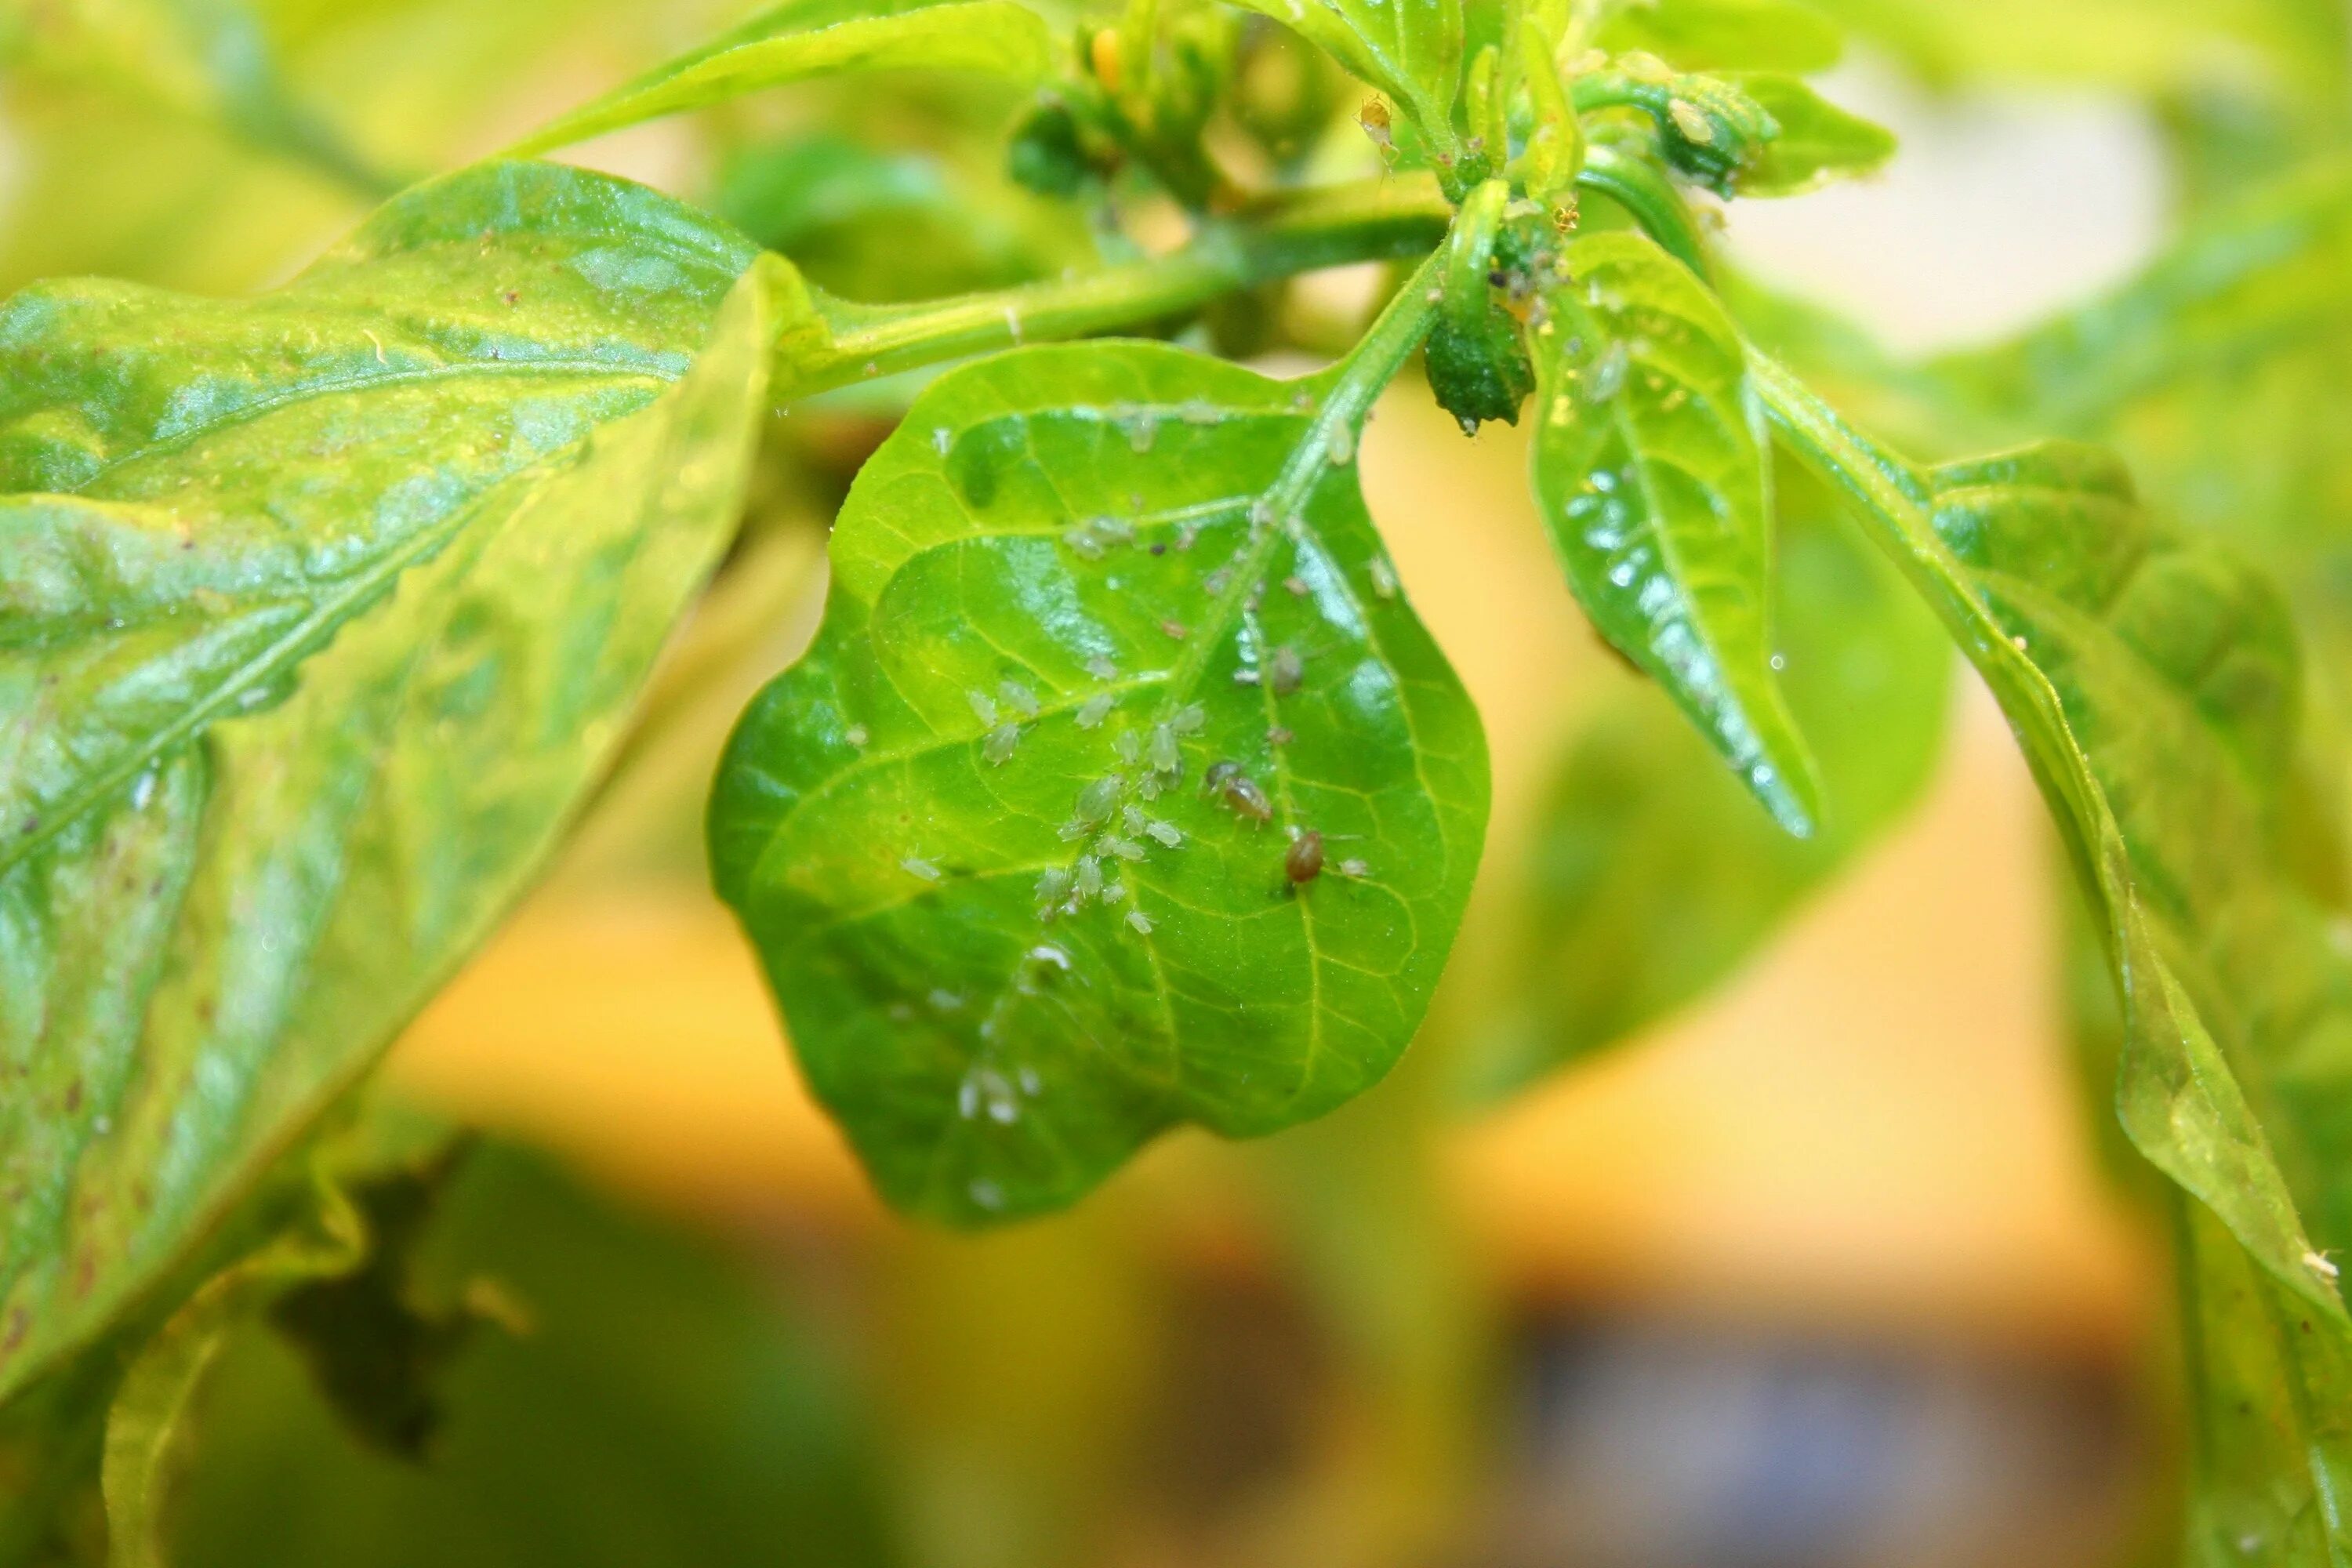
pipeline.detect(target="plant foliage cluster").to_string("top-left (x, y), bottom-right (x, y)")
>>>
top-left (2, 0), bottom-right (2351, 1559)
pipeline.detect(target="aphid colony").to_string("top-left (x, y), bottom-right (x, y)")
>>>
top-left (906, 455), bottom-right (1397, 931)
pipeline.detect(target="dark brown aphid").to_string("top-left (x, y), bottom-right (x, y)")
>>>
top-left (1286, 830), bottom-right (1325, 884)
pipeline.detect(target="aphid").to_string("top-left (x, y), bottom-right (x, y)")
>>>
top-left (844, 724), bottom-right (871, 748)
top-left (1283, 575), bottom-right (1308, 597)
top-left (1160, 619), bottom-right (1190, 641)
top-left (1203, 567), bottom-right (1232, 595)
top-left (1076, 774), bottom-right (1123, 824)
top-left (1062, 525), bottom-right (1107, 561)
top-left (1094, 516), bottom-right (1137, 547)
top-left (1171, 703), bottom-right (1207, 735)
top-left (1122, 804), bottom-right (1149, 834)
top-left (1145, 818), bottom-right (1182, 848)
top-left (2308, 1250), bottom-right (2342, 1281)
top-left (969, 690), bottom-right (1000, 726)
top-left (1369, 558), bottom-right (1399, 600)
top-left (1103, 880), bottom-right (1129, 904)
top-left (1234, 667), bottom-right (1262, 687)
top-left (1036, 868), bottom-right (1072, 907)
top-left (1588, 343), bottom-right (1631, 403)
top-left (1180, 398), bottom-right (1221, 426)
top-left (1325, 426), bottom-right (1356, 466)
top-left (1076, 692), bottom-right (1115, 729)
top-left (902, 855), bottom-right (942, 881)
top-left (1286, 830), bottom-right (1325, 884)
top-left (1359, 98), bottom-right (1393, 153)
top-left (1269, 645), bottom-right (1305, 696)
top-left (1127, 909), bottom-right (1156, 935)
top-left (1268, 725), bottom-right (1294, 746)
top-left (1207, 763), bottom-right (1273, 823)
top-left (983, 724), bottom-right (1022, 765)
top-left (1148, 723), bottom-right (1181, 774)
top-left (1339, 858), bottom-right (1370, 878)
top-left (1668, 100), bottom-right (1715, 145)
top-left (1114, 731), bottom-right (1144, 765)
top-left (1102, 836), bottom-right (1147, 862)
top-left (1086, 654), bottom-right (1120, 681)
top-left (1000, 681), bottom-right (1040, 719)
top-left (931, 426), bottom-right (953, 456)
top-left (1074, 855), bottom-right (1105, 901)
top-left (1127, 414), bottom-right (1157, 452)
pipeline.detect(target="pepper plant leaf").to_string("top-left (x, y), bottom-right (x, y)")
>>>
top-left (506, 0), bottom-right (1054, 158)
top-left (0, 161), bottom-right (800, 1403)
top-left (1759, 361), bottom-right (2352, 1562)
top-left (1728, 73), bottom-right (1894, 196)
top-left (710, 336), bottom-right (1490, 1227)
top-left (1465, 474), bottom-right (1947, 1102)
top-left (1224, 0), bottom-right (1463, 151)
top-left (1532, 230), bottom-right (1822, 837)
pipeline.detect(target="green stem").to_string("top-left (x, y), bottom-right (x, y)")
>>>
top-left (783, 174), bottom-right (1453, 397)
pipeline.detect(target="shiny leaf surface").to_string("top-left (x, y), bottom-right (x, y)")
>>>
top-left (1465, 477), bottom-right (1947, 1102)
top-left (1532, 230), bottom-right (1821, 836)
top-left (0, 161), bottom-right (792, 1403)
top-left (711, 336), bottom-right (1489, 1226)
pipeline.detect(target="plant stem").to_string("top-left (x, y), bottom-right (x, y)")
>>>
top-left (783, 173), bottom-right (1454, 397)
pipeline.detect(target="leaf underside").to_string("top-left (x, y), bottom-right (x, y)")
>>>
top-left (711, 342), bottom-right (1489, 1226)
top-left (1533, 230), bottom-right (1821, 836)
top-left (0, 160), bottom-right (786, 1403)
top-left (1913, 438), bottom-right (2352, 1560)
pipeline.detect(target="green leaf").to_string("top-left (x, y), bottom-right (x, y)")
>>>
top-left (0, 161), bottom-right (797, 1404)
top-left (0, 0), bottom-right (381, 191)
top-left (1729, 73), bottom-right (1894, 196)
top-left (102, 1169), bottom-right (367, 1568)
top-left (710, 317), bottom-right (1490, 1226)
top-left (1464, 474), bottom-right (1947, 1102)
top-left (1570, 62), bottom-right (1778, 195)
top-left (505, 0), bottom-right (1054, 158)
top-left (167, 1144), bottom-right (907, 1568)
top-left (1224, 0), bottom-right (1464, 151)
top-left (1530, 230), bottom-right (1822, 836)
top-left (1597, 0), bottom-right (1845, 73)
top-left (1758, 361), bottom-right (2352, 1563)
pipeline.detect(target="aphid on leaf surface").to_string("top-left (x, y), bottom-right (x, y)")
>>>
top-left (1205, 762), bottom-right (1272, 823)
top-left (1286, 831), bottom-right (1325, 884)
top-left (1076, 693), bottom-right (1115, 728)
top-left (1269, 645), bottom-right (1305, 696)
top-left (1339, 858), bottom-right (1370, 879)
top-left (1359, 98), bottom-right (1393, 153)
top-left (983, 724), bottom-right (1022, 765)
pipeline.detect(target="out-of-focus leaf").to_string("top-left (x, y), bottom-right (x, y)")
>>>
top-left (710, 318), bottom-right (1490, 1226)
top-left (1531, 230), bottom-right (1822, 836)
top-left (1225, 0), bottom-right (1463, 151)
top-left (1806, 0), bottom-right (2345, 107)
top-left (0, 0), bottom-right (380, 190)
top-left (506, 0), bottom-right (1054, 158)
top-left (1759, 365), bottom-right (2352, 1564)
top-left (1596, 0), bottom-right (1843, 73)
top-left (1728, 72), bottom-right (1893, 196)
top-left (100, 1172), bottom-right (367, 1568)
top-left (169, 1143), bottom-right (905, 1568)
top-left (1464, 477), bottom-right (1947, 1102)
top-left (712, 131), bottom-right (1080, 306)
top-left (0, 162), bottom-right (797, 1406)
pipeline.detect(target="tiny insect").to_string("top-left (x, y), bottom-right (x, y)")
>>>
top-left (1269, 645), bottom-right (1305, 696)
top-left (1359, 98), bottom-right (1394, 153)
top-left (1286, 830), bottom-right (1325, 884)
top-left (1204, 761), bottom-right (1272, 822)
